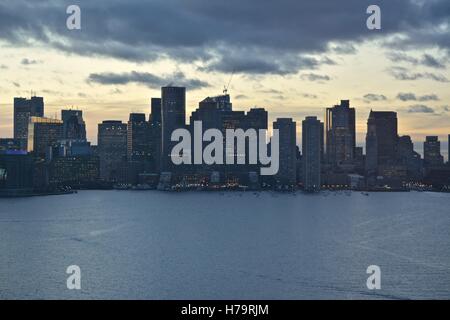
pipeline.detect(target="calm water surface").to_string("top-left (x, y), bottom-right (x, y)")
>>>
top-left (0, 190), bottom-right (449, 299)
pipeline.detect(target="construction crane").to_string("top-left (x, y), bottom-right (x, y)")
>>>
top-left (223, 70), bottom-right (234, 95)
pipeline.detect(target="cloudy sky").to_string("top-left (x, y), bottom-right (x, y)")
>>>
top-left (0, 0), bottom-right (449, 156)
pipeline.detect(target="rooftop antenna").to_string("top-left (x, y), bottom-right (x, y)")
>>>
top-left (223, 70), bottom-right (235, 95)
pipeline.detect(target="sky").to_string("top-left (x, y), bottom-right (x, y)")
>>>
top-left (0, 0), bottom-right (449, 157)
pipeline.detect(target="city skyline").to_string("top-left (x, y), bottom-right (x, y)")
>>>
top-left (2, 90), bottom-right (449, 194)
top-left (1, 92), bottom-right (448, 160)
top-left (2, 0), bottom-right (450, 304)
top-left (1, 1), bottom-right (450, 154)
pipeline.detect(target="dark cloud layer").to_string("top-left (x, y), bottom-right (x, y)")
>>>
top-left (88, 71), bottom-right (210, 90)
top-left (0, 0), bottom-right (449, 76)
top-left (388, 67), bottom-right (449, 83)
top-left (300, 73), bottom-right (331, 82)
top-left (407, 104), bottom-right (435, 114)
top-left (364, 94), bottom-right (387, 102)
top-left (387, 52), bottom-right (447, 69)
top-left (397, 92), bottom-right (439, 102)
top-left (21, 58), bottom-right (39, 65)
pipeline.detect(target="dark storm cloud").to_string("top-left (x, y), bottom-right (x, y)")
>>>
top-left (329, 43), bottom-right (357, 55)
top-left (21, 58), bottom-right (39, 65)
top-left (386, 52), bottom-right (419, 65)
top-left (397, 93), bottom-right (440, 102)
top-left (0, 0), bottom-right (449, 75)
top-left (386, 52), bottom-right (447, 69)
top-left (87, 71), bottom-right (210, 90)
top-left (407, 105), bottom-right (435, 114)
top-left (388, 67), bottom-right (449, 83)
top-left (421, 54), bottom-right (447, 69)
top-left (397, 93), bottom-right (416, 101)
top-left (197, 48), bottom-right (337, 75)
top-left (300, 73), bottom-right (331, 82)
top-left (363, 94), bottom-right (387, 102)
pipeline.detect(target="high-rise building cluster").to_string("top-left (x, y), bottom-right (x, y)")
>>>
top-left (1, 90), bottom-right (450, 196)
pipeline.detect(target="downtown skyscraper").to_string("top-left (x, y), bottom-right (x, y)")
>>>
top-left (161, 86), bottom-right (186, 172)
top-left (365, 111), bottom-right (398, 177)
top-left (274, 118), bottom-right (297, 187)
top-left (97, 120), bottom-right (128, 182)
top-left (187, 94), bottom-right (269, 181)
top-left (424, 136), bottom-right (444, 168)
top-left (127, 113), bottom-right (151, 162)
top-left (27, 117), bottom-right (63, 159)
top-left (325, 100), bottom-right (355, 168)
top-left (149, 98), bottom-right (162, 172)
top-left (302, 117), bottom-right (323, 192)
top-left (14, 96), bottom-right (44, 150)
top-left (61, 110), bottom-right (87, 141)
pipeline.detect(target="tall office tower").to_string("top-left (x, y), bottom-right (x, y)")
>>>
top-left (191, 94), bottom-right (245, 174)
top-left (398, 135), bottom-right (422, 180)
top-left (97, 121), bottom-right (128, 182)
top-left (191, 94), bottom-right (268, 169)
top-left (161, 86), bottom-right (186, 172)
top-left (448, 134), bottom-right (450, 164)
top-left (325, 100), bottom-right (356, 168)
top-left (61, 110), bottom-right (87, 141)
top-left (302, 117), bottom-right (323, 192)
top-left (150, 98), bottom-right (162, 124)
top-left (149, 98), bottom-right (162, 172)
top-left (27, 117), bottom-right (63, 159)
top-left (14, 96), bottom-right (44, 149)
top-left (191, 94), bottom-right (233, 132)
top-left (319, 121), bottom-right (325, 165)
top-left (274, 118), bottom-right (297, 187)
top-left (365, 111), bottom-right (398, 175)
top-left (424, 136), bottom-right (444, 168)
top-left (127, 113), bottom-right (150, 162)
top-left (246, 108), bottom-right (268, 131)
top-left (243, 108), bottom-right (268, 173)
top-left (198, 94), bottom-right (232, 112)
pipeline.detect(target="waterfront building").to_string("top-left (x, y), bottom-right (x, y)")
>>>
top-left (14, 96), bottom-right (44, 149)
top-left (424, 136), bottom-right (444, 168)
top-left (61, 109), bottom-right (87, 141)
top-left (365, 111), bottom-right (398, 177)
top-left (149, 98), bottom-right (162, 172)
top-left (274, 118), bottom-right (297, 187)
top-left (325, 100), bottom-right (356, 168)
top-left (0, 153), bottom-right (34, 196)
top-left (97, 120), bottom-right (127, 182)
top-left (161, 86), bottom-right (186, 172)
top-left (27, 117), bottom-right (63, 159)
top-left (302, 116), bottom-right (323, 192)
